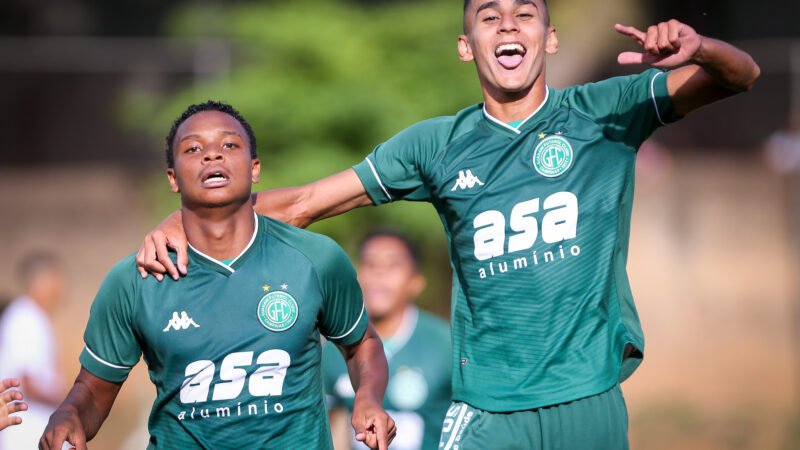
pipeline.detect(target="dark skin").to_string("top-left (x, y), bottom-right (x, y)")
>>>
top-left (41, 111), bottom-right (395, 450)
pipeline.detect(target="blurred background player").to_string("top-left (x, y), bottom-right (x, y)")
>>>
top-left (0, 252), bottom-right (66, 449)
top-left (0, 378), bottom-right (27, 432)
top-left (323, 230), bottom-right (451, 450)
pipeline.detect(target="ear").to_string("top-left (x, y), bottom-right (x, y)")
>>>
top-left (167, 168), bottom-right (180, 193)
top-left (408, 273), bottom-right (427, 299)
top-left (545, 26), bottom-right (559, 55)
top-left (251, 158), bottom-right (261, 184)
top-left (458, 35), bottom-right (474, 62)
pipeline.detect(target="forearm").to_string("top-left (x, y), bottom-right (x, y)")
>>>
top-left (343, 327), bottom-right (388, 404)
top-left (52, 370), bottom-right (120, 441)
top-left (253, 169), bottom-right (372, 229)
top-left (692, 36), bottom-right (760, 92)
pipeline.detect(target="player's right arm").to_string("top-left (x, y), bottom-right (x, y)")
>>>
top-left (38, 369), bottom-right (122, 450)
top-left (137, 117), bottom-right (445, 280)
top-left (136, 169), bottom-right (370, 281)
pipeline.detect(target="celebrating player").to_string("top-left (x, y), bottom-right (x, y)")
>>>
top-left (138, 1), bottom-right (760, 448)
top-left (40, 101), bottom-right (395, 450)
top-left (0, 378), bottom-right (27, 432)
top-left (323, 230), bottom-right (451, 450)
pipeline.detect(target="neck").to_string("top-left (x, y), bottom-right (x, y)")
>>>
top-left (481, 76), bottom-right (548, 123)
top-left (372, 306), bottom-right (409, 339)
top-left (182, 202), bottom-right (256, 261)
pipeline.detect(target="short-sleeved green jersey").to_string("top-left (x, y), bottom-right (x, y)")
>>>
top-left (80, 214), bottom-right (368, 449)
top-left (352, 69), bottom-right (681, 412)
top-left (322, 308), bottom-right (451, 450)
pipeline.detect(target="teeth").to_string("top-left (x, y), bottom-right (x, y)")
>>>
top-left (495, 43), bottom-right (525, 56)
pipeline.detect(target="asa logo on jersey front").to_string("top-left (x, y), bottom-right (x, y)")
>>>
top-left (257, 291), bottom-right (298, 332)
top-left (533, 135), bottom-right (574, 178)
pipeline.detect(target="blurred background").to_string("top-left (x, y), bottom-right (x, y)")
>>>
top-left (0, 0), bottom-right (798, 448)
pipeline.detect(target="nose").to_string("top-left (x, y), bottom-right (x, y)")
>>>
top-left (203, 146), bottom-right (224, 163)
top-left (499, 13), bottom-right (519, 33)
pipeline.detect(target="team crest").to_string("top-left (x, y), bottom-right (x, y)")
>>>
top-left (533, 135), bottom-right (574, 178)
top-left (257, 291), bottom-right (298, 332)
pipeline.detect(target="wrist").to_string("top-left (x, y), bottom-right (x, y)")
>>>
top-left (690, 35), bottom-right (708, 65)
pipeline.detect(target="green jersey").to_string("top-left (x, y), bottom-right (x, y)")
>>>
top-left (322, 307), bottom-right (451, 450)
top-left (352, 69), bottom-right (681, 412)
top-left (79, 214), bottom-right (368, 449)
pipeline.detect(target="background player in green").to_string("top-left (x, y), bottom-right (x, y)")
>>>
top-left (322, 230), bottom-right (451, 450)
top-left (138, 1), bottom-right (761, 448)
top-left (39, 101), bottom-right (396, 450)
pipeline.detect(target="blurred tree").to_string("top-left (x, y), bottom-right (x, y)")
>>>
top-left (123, 0), bottom-right (481, 314)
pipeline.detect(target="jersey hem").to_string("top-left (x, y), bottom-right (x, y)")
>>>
top-left (353, 159), bottom-right (390, 205)
top-left (452, 377), bottom-right (620, 413)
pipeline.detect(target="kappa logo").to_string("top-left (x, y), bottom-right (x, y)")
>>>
top-left (451, 170), bottom-right (485, 192)
top-left (163, 311), bottom-right (200, 332)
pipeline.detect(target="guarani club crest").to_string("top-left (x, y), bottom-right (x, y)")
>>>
top-left (257, 291), bottom-right (298, 332)
top-left (533, 134), bottom-right (574, 178)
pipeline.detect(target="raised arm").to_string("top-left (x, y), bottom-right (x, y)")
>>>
top-left (615, 19), bottom-right (760, 116)
top-left (337, 324), bottom-right (395, 450)
top-left (39, 369), bottom-right (122, 450)
top-left (136, 168), bottom-right (371, 280)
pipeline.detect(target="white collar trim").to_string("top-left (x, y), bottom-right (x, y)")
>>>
top-left (482, 87), bottom-right (551, 135)
top-left (187, 213), bottom-right (259, 273)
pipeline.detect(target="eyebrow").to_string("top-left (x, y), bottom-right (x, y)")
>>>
top-left (476, 0), bottom-right (538, 15)
top-left (179, 130), bottom-right (241, 143)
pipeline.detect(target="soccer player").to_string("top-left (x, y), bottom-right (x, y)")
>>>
top-left (0, 378), bottom-right (27, 432)
top-left (322, 230), bottom-right (450, 450)
top-left (137, 2), bottom-right (760, 448)
top-left (39, 101), bottom-right (395, 450)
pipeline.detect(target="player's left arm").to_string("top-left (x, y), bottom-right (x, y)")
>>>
top-left (615, 19), bottom-right (760, 116)
top-left (336, 325), bottom-right (396, 450)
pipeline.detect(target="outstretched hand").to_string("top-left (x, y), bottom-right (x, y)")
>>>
top-left (615, 20), bottom-right (702, 69)
top-left (0, 378), bottom-right (27, 431)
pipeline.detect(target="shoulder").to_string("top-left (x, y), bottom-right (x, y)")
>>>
top-left (263, 216), bottom-right (351, 273)
top-left (557, 69), bottom-right (665, 104)
top-left (103, 253), bottom-right (141, 287)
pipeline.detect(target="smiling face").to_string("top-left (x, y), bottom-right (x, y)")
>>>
top-left (167, 110), bottom-right (260, 210)
top-left (459, 0), bottom-right (558, 100)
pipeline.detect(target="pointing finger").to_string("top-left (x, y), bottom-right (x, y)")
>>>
top-left (614, 24), bottom-right (646, 43)
top-left (376, 417), bottom-right (389, 450)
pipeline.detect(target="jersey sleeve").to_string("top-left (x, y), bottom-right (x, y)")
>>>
top-left (352, 117), bottom-right (452, 205)
top-left (314, 241), bottom-right (369, 347)
top-left (79, 256), bottom-right (142, 383)
top-left (565, 68), bottom-right (682, 149)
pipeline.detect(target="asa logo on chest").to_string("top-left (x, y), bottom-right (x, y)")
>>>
top-left (532, 133), bottom-right (574, 178)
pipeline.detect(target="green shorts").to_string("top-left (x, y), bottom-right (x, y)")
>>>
top-left (438, 384), bottom-right (629, 450)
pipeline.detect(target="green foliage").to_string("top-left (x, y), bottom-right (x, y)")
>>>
top-left (125, 0), bottom-right (480, 313)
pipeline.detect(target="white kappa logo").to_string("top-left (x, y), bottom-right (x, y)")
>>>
top-left (163, 311), bottom-right (200, 332)
top-left (450, 170), bottom-right (484, 192)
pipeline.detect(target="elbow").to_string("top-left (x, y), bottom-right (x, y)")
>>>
top-left (738, 58), bottom-right (761, 93)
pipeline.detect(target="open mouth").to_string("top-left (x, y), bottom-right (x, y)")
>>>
top-left (495, 43), bottom-right (527, 70)
top-left (202, 171), bottom-right (230, 187)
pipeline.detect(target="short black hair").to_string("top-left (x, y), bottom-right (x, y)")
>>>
top-left (358, 229), bottom-right (422, 271)
top-left (165, 100), bottom-right (257, 168)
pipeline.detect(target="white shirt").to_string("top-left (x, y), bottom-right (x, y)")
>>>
top-left (0, 296), bottom-right (63, 450)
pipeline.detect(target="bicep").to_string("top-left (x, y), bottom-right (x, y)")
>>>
top-left (667, 65), bottom-right (735, 116)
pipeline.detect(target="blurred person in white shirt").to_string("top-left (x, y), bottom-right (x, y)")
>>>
top-left (0, 252), bottom-right (66, 449)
